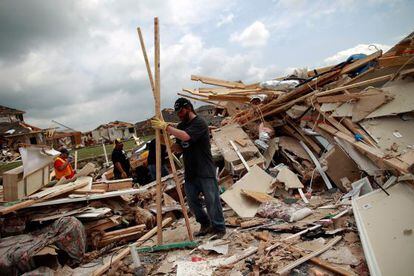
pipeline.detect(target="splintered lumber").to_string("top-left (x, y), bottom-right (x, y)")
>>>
top-left (315, 74), bottom-right (393, 97)
top-left (230, 140), bottom-right (250, 171)
top-left (276, 236), bottom-right (342, 275)
top-left (177, 92), bottom-right (226, 108)
top-left (102, 224), bottom-right (146, 239)
top-left (0, 178), bottom-right (90, 215)
top-left (312, 103), bottom-right (353, 136)
top-left (191, 75), bottom-right (246, 89)
top-left (98, 224), bottom-right (147, 247)
top-left (137, 22), bottom-right (193, 242)
top-left (318, 123), bottom-right (409, 174)
top-left (340, 50), bottom-right (382, 75)
top-left (92, 217), bottom-right (173, 276)
top-left (92, 179), bottom-right (133, 192)
top-left (241, 189), bottom-right (274, 203)
top-left (84, 216), bottom-right (122, 233)
top-left (219, 246), bottom-right (258, 267)
top-left (378, 55), bottom-right (414, 68)
top-left (308, 257), bottom-right (354, 276)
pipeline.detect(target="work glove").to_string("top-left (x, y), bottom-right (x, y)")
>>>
top-left (151, 118), bottom-right (170, 131)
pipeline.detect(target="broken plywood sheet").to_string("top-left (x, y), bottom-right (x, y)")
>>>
top-left (321, 145), bottom-right (361, 192)
top-left (276, 167), bottom-right (304, 190)
top-left (335, 137), bottom-right (382, 176)
top-left (359, 116), bottom-right (414, 156)
top-left (221, 165), bottom-right (274, 218)
top-left (212, 124), bottom-right (264, 172)
top-left (352, 182), bottom-right (414, 276)
top-left (367, 79), bottom-right (414, 118)
top-left (351, 88), bottom-right (391, 122)
top-left (241, 189), bottom-right (275, 203)
top-left (279, 136), bottom-right (311, 161)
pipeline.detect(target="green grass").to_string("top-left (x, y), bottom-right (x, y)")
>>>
top-left (0, 161), bottom-right (22, 175)
top-left (74, 136), bottom-right (153, 161)
top-left (0, 136), bottom-right (154, 175)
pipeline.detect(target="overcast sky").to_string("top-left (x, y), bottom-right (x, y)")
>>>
top-left (0, 0), bottom-right (413, 131)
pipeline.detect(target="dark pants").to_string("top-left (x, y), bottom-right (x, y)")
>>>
top-left (148, 164), bottom-right (169, 181)
top-left (184, 177), bottom-right (225, 231)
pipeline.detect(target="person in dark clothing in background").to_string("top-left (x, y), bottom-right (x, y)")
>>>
top-left (111, 139), bottom-right (131, 179)
top-left (147, 137), bottom-right (169, 181)
top-left (151, 98), bottom-right (226, 239)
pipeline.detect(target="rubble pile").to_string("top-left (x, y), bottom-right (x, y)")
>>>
top-left (0, 31), bottom-right (413, 276)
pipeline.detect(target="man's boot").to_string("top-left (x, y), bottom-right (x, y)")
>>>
top-left (194, 224), bottom-right (212, 237)
top-left (211, 228), bottom-right (226, 240)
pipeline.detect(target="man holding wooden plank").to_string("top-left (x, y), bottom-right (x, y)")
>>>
top-left (151, 98), bottom-right (226, 238)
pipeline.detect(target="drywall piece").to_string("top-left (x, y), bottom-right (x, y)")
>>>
top-left (320, 103), bottom-right (340, 112)
top-left (19, 147), bottom-right (60, 178)
top-left (286, 104), bottom-right (309, 119)
top-left (321, 145), bottom-right (361, 192)
top-left (359, 116), bottom-right (414, 156)
top-left (367, 79), bottom-right (414, 118)
top-left (351, 177), bottom-right (373, 196)
top-left (352, 182), bottom-right (414, 276)
top-left (331, 102), bottom-right (353, 117)
top-left (276, 167), bottom-right (304, 190)
top-left (352, 88), bottom-right (390, 122)
top-left (335, 137), bottom-right (381, 176)
top-left (263, 137), bottom-right (279, 169)
top-left (221, 165), bottom-right (274, 218)
top-left (279, 136), bottom-right (311, 161)
top-left (212, 124), bottom-right (265, 173)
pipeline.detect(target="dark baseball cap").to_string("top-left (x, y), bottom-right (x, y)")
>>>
top-left (174, 97), bottom-right (193, 112)
top-left (60, 148), bottom-right (69, 155)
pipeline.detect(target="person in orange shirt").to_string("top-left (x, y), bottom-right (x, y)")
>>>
top-left (54, 148), bottom-right (75, 180)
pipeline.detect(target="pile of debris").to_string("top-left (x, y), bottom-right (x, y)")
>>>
top-left (0, 31), bottom-right (413, 276)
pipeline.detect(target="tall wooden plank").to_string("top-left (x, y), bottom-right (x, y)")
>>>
top-left (154, 17), bottom-right (163, 245)
top-left (137, 24), bottom-right (193, 241)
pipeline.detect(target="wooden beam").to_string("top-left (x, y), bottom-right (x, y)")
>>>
top-left (342, 118), bottom-right (377, 148)
top-left (312, 103), bottom-right (353, 136)
top-left (177, 92), bottom-right (226, 108)
top-left (191, 75), bottom-right (246, 89)
top-left (340, 50), bottom-right (382, 74)
top-left (277, 236), bottom-right (342, 275)
top-left (315, 74), bottom-right (393, 97)
top-left (378, 55), bottom-right (414, 68)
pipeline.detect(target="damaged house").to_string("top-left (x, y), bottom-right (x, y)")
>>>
top-left (91, 120), bottom-right (136, 143)
top-left (0, 105), bottom-right (45, 150)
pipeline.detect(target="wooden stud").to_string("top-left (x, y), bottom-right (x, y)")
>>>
top-left (154, 17), bottom-right (163, 245)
